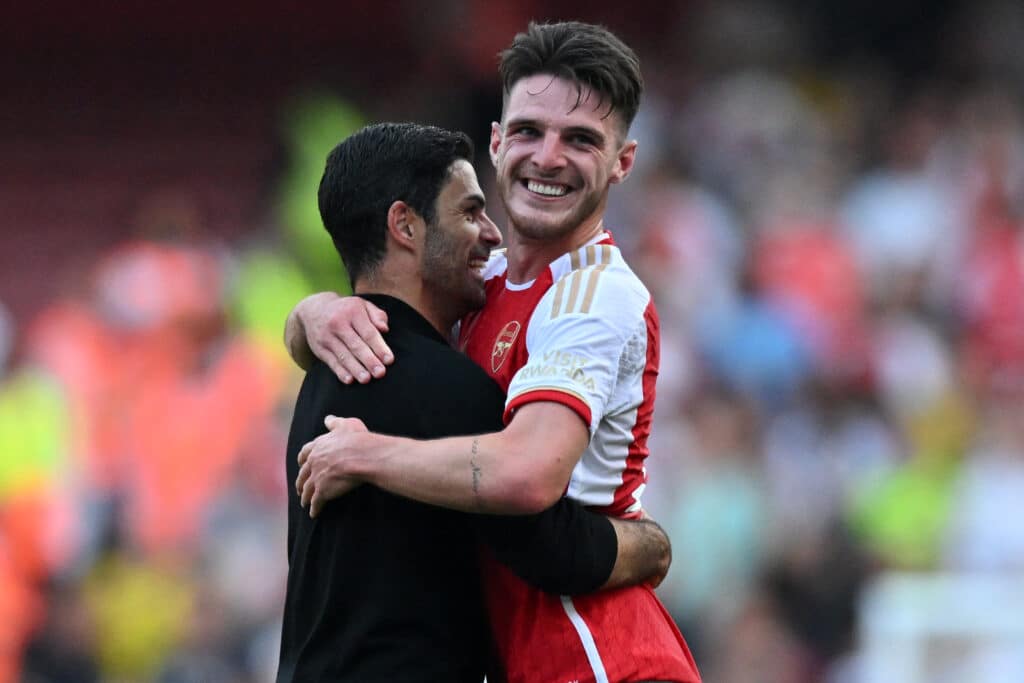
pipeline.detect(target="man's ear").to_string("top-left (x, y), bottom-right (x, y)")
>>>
top-left (609, 140), bottom-right (638, 185)
top-left (489, 121), bottom-right (502, 169)
top-left (386, 201), bottom-right (420, 251)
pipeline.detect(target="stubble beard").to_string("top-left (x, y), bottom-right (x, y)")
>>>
top-left (499, 176), bottom-right (604, 243)
top-left (423, 230), bottom-right (486, 318)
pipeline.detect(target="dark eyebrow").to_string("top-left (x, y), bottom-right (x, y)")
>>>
top-left (505, 117), bottom-right (540, 130)
top-left (461, 194), bottom-right (486, 211)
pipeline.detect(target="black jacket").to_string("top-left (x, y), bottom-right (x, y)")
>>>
top-left (277, 295), bottom-right (617, 683)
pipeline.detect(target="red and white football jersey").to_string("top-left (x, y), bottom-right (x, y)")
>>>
top-left (460, 233), bottom-right (700, 683)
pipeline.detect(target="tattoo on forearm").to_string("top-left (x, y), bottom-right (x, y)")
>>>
top-left (470, 439), bottom-right (482, 496)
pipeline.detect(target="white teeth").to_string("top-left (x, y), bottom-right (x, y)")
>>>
top-left (527, 180), bottom-right (568, 197)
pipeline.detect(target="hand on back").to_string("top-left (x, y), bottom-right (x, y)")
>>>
top-left (301, 293), bottom-right (394, 383)
top-left (296, 415), bottom-right (369, 517)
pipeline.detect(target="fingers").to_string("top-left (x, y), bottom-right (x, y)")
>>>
top-left (309, 478), bottom-right (358, 518)
top-left (365, 300), bottom-right (390, 333)
top-left (356, 301), bottom-right (394, 372)
top-left (327, 298), bottom-right (393, 383)
top-left (297, 441), bottom-right (313, 467)
top-left (318, 340), bottom-right (355, 384)
top-left (324, 415), bottom-right (349, 432)
top-left (300, 473), bottom-right (354, 518)
top-left (312, 332), bottom-right (360, 384)
top-left (335, 326), bottom-right (389, 383)
top-left (324, 415), bottom-right (367, 432)
top-left (300, 467), bottom-right (314, 508)
top-left (296, 458), bottom-right (310, 495)
top-left (309, 296), bottom-right (394, 384)
top-left (295, 420), bottom-right (367, 516)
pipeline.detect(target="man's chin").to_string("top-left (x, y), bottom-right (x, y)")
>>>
top-left (511, 217), bottom-right (579, 241)
top-left (460, 287), bottom-right (488, 315)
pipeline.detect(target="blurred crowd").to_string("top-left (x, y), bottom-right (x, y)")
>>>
top-left (4, 1), bottom-right (1024, 682)
top-left (631, 74), bottom-right (1024, 682)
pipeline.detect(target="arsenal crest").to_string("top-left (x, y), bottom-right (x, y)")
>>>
top-left (491, 321), bottom-right (521, 373)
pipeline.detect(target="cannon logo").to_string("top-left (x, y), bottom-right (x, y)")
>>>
top-left (491, 321), bottom-right (521, 373)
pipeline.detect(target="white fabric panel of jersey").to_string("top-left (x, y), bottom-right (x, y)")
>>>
top-left (505, 241), bottom-right (653, 509)
top-left (483, 247), bottom-right (509, 281)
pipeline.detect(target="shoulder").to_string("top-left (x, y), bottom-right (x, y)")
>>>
top-left (483, 248), bottom-right (508, 282)
top-left (289, 360), bottom-right (357, 444)
top-left (386, 331), bottom-right (490, 385)
top-left (384, 334), bottom-right (507, 431)
top-left (538, 247), bottom-right (651, 330)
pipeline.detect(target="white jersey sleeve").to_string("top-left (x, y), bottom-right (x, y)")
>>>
top-left (504, 242), bottom-right (659, 513)
top-left (504, 260), bottom-right (651, 436)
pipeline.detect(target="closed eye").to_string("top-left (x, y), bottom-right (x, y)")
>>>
top-left (462, 197), bottom-right (485, 220)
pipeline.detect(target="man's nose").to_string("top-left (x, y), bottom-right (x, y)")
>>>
top-left (480, 211), bottom-right (502, 247)
top-left (532, 131), bottom-right (566, 170)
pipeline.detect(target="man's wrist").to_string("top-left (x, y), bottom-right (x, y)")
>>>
top-left (285, 306), bottom-right (314, 370)
top-left (344, 431), bottom-right (384, 482)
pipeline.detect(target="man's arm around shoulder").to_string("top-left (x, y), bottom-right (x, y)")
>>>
top-left (481, 504), bottom-right (672, 595)
top-left (604, 516), bottom-right (672, 589)
top-left (284, 292), bottom-right (393, 382)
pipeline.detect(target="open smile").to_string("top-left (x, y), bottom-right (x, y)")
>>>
top-left (468, 255), bottom-right (488, 277)
top-left (522, 179), bottom-right (572, 198)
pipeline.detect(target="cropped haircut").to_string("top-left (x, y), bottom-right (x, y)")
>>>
top-left (318, 122), bottom-right (474, 286)
top-left (498, 21), bottom-right (643, 135)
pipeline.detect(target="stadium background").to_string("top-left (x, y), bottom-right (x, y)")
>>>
top-left (3, 1), bottom-right (1024, 681)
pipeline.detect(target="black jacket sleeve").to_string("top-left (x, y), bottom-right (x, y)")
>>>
top-left (470, 498), bottom-right (617, 595)
top-left (426, 352), bottom-right (617, 595)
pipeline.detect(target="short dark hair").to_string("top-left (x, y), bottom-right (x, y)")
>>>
top-left (318, 123), bottom-right (474, 286)
top-left (498, 21), bottom-right (643, 134)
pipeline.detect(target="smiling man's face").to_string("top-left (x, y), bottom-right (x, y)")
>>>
top-left (422, 159), bottom-right (502, 318)
top-left (490, 73), bottom-right (636, 243)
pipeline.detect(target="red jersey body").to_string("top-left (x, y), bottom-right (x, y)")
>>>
top-left (459, 234), bottom-right (700, 683)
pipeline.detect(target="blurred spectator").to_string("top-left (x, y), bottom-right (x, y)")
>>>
top-left (752, 199), bottom-right (869, 385)
top-left (870, 299), bottom-right (957, 423)
top-left (0, 318), bottom-right (75, 681)
top-left (630, 163), bottom-right (745, 331)
top-left (848, 395), bottom-right (971, 570)
top-left (706, 589), bottom-right (812, 683)
top-left (945, 394), bottom-right (1024, 571)
top-left (762, 521), bottom-right (870, 679)
top-left (653, 389), bottom-right (769, 663)
top-left (21, 581), bottom-right (100, 683)
top-left (82, 550), bottom-right (194, 681)
top-left (839, 93), bottom-right (959, 306)
top-left (695, 269), bottom-right (813, 409)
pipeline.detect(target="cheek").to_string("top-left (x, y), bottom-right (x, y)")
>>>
top-left (499, 145), bottom-right (531, 172)
top-left (495, 153), bottom-right (514, 177)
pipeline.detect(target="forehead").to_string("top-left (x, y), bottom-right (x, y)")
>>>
top-left (503, 74), bottom-right (620, 135)
top-left (438, 159), bottom-right (482, 202)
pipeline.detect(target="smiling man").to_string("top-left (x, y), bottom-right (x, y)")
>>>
top-left (277, 122), bottom-right (675, 683)
top-left (289, 22), bottom-right (701, 683)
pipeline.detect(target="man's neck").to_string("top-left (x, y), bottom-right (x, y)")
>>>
top-left (505, 220), bottom-right (605, 284)
top-left (354, 278), bottom-right (457, 339)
